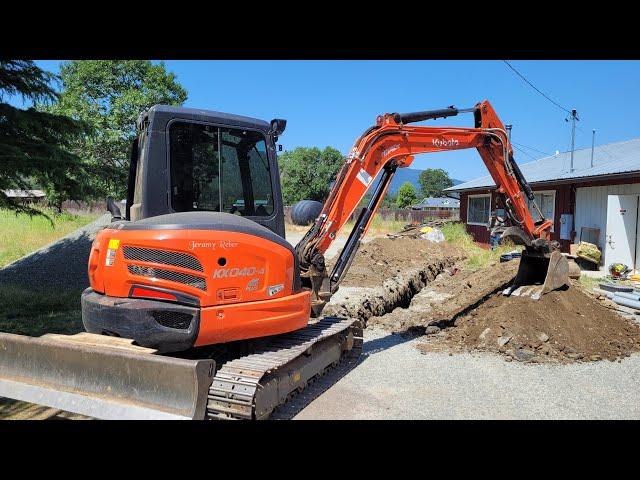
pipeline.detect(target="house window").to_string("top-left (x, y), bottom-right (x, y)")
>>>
top-left (528, 190), bottom-right (556, 231)
top-left (467, 194), bottom-right (491, 225)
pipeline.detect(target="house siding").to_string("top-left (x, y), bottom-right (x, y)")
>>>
top-left (575, 180), bottom-right (640, 260)
top-left (459, 189), bottom-right (493, 246)
top-left (458, 176), bottom-right (640, 255)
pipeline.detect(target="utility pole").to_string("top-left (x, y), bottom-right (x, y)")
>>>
top-left (590, 129), bottom-right (596, 168)
top-left (567, 109), bottom-right (579, 172)
top-left (505, 124), bottom-right (512, 152)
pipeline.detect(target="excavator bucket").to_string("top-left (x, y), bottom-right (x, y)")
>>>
top-left (503, 250), bottom-right (570, 300)
top-left (0, 332), bottom-right (214, 419)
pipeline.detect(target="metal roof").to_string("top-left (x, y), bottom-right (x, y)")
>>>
top-left (412, 197), bottom-right (460, 208)
top-left (446, 137), bottom-right (640, 192)
top-left (3, 189), bottom-right (45, 198)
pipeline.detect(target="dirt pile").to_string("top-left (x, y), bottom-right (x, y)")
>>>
top-left (330, 236), bottom-right (462, 288)
top-left (420, 283), bottom-right (640, 363)
top-left (368, 260), bottom-right (519, 333)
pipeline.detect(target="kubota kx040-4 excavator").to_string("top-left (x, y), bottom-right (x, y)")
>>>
top-left (0, 101), bottom-right (569, 420)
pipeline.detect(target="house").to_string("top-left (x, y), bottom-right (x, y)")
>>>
top-left (2, 189), bottom-right (46, 204)
top-left (445, 138), bottom-right (640, 270)
top-left (411, 196), bottom-right (460, 213)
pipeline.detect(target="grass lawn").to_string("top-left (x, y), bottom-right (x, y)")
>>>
top-left (0, 285), bottom-right (84, 337)
top-left (0, 206), bottom-right (94, 336)
top-left (0, 284), bottom-right (85, 420)
top-left (0, 207), bottom-right (99, 268)
top-left (577, 275), bottom-right (602, 291)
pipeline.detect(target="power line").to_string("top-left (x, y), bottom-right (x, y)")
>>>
top-left (503, 61), bottom-right (620, 167)
top-left (512, 144), bottom-right (537, 161)
top-left (511, 141), bottom-right (551, 157)
top-left (502, 60), bottom-right (572, 115)
top-left (576, 123), bottom-right (616, 162)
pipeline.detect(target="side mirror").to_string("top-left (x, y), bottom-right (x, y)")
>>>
top-left (107, 197), bottom-right (123, 221)
top-left (270, 118), bottom-right (287, 138)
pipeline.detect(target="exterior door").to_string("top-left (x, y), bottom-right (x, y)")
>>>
top-left (605, 194), bottom-right (639, 272)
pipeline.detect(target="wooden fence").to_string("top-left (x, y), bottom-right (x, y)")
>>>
top-left (60, 200), bottom-right (460, 224)
top-left (284, 206), bottom-right (459, 224)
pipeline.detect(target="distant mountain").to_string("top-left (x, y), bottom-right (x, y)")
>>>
top-left (386, 168), bottom-right (463, 195)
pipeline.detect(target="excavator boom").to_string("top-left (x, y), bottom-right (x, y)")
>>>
top-left (297, 100), bottom-right (566, 314)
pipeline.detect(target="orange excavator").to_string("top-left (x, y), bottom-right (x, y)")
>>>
top-left (0, 100), bottom-right (568, 420)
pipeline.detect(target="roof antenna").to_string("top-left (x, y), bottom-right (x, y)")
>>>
top-left (565, 109), bottom-right (579, 172)
top-left (590, 129), bottom-right (596, 168)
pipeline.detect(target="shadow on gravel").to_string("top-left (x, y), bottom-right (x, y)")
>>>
top-left (270, 330), bottom-right (417, 420)
top-left (361, 331), bottom-right (419, 358)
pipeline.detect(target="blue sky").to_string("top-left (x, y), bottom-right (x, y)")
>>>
top-left (24, 60), bottom-right (640, 181)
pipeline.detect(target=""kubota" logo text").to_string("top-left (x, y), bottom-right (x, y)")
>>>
top-left (432, 138), bottom-right (459, 148)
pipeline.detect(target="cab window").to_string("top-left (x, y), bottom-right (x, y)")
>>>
top-left (169, 121), bottom-right (274, 216)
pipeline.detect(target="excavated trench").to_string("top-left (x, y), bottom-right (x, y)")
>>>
top-left (323, 236), bottom-right (466, 327)
top-left (323, 258), bottom-right (460, 326)
top-left (324, 236), bottom-right (640, 365)
top-left (323, 236), bottom-right (519, 337)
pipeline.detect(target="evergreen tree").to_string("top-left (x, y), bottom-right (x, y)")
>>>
top-left (0, 60), bottom-right (92, 214)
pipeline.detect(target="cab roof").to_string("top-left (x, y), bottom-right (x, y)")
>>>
top-left (141, 105), bottom-right (271, 132)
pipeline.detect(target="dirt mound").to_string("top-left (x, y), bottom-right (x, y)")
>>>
top-left (331, 236), bottom-right (462, 288)
top-left (420, 283), bottom-right (640, 363)
top-left (369, 260), bottom-right (519, 332)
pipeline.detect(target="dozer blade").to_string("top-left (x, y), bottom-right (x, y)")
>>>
top-left (503, 250), bottom-right (570, 300)
top-left (0, 332), bottom-right (214, 420)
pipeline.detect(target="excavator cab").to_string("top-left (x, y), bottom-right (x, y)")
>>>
top-left (124, 106), bottom-right (287, 236)
top-left (82, 106), bottom-right (314, 353)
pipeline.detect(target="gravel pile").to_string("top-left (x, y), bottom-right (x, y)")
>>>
top-left (0, 214), bottom-right (111, 292)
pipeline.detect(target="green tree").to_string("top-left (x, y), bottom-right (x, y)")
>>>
top-left (396, 182), bottom-right (417, 208)
top-left (0, 60), bottom-right (92, 214)
top-left (46, 60), bottom-right (188, 199)
top-left (418, 168), bottom-right (453, 198)
top-left (278, 146), bottom-right (343, 204)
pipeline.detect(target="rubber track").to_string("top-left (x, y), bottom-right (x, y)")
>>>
top-left (206, 317), bottom-right (362, 420)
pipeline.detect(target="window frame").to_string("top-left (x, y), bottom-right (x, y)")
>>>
top-left (466, 193), bottom-right (492, 226)
top-left (529, 189), bottom-right (556, 232)
top-left (165, 118), bottom-right (276, 220)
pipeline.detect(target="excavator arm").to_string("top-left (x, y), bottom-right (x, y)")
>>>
top-left (296, 100), bottom-right (559, 315)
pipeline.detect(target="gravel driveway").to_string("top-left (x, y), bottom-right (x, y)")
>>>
top-left (292, 327), bottom-right (640, 420)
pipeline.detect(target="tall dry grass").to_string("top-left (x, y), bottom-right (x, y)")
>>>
top-left (441, 222), bottom-right (520, 270)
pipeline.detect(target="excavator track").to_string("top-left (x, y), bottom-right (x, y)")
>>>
top-left (206, 316), bottom-right (362, 420)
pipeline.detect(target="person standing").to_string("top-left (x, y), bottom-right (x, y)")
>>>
top-left (487, 205), bottom-right (507, 250)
